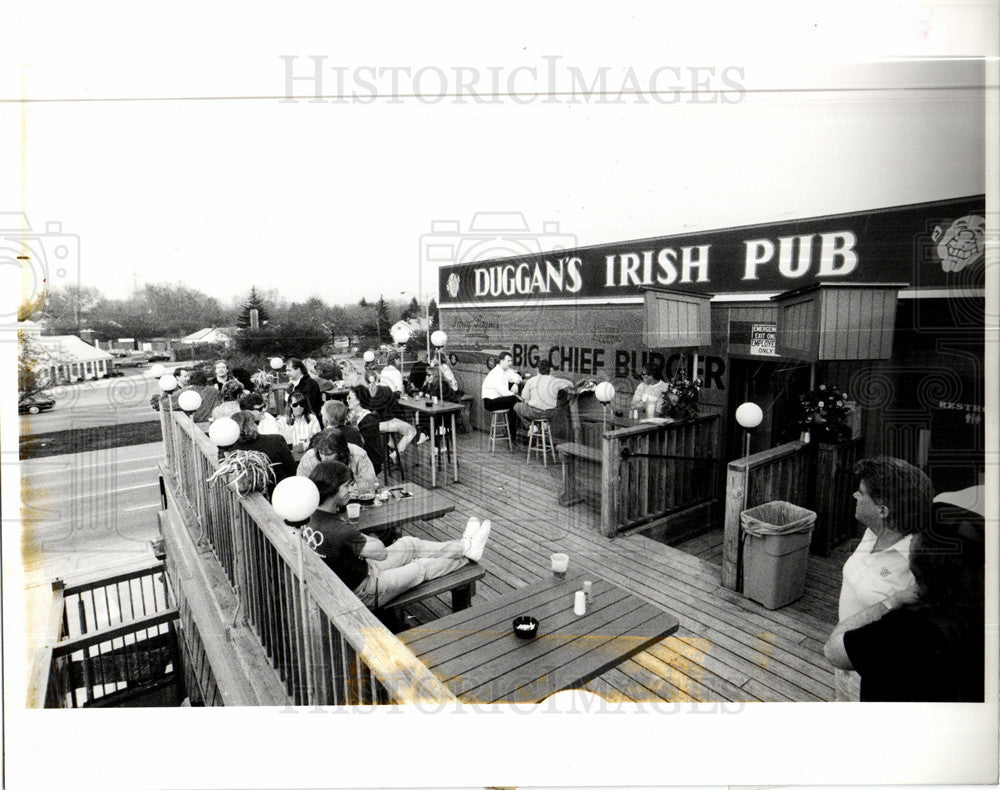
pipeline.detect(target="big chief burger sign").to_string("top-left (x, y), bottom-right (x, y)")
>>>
top-left (438, 196), bottom-right (985, 305)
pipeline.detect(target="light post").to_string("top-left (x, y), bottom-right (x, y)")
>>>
top-left (735, 402), bottom-right (763, 458)
top-left (178, 389), bottom-right (205, 540)
top-left (430, 330), bottom-right (448, 403)
top-left (594, 381), bottom-right (616, 433)
top-left (271, 476), bottom-right (321, 706)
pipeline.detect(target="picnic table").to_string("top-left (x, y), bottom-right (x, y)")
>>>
top-left (398, 569), bottom-right (679, 703)
top-left (396, 395), bottom-right (464, 488)
top-left (351, 482), bottom-right (454, 540)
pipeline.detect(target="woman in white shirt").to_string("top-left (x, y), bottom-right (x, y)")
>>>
top-left (832, 456), bottom-right (934, 700)
top-left (278, 391), bottom-right (321, 452)
top-left (630, 362), bottom-right (668, 416)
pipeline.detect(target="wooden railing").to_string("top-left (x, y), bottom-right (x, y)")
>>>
top-left (29, 561), bottom-right (180, 708)
top-left (158, 408), bottom-right (456, 706)
top-left (598, 413), bottom-right (720, 538)
top-left (721, 438), bottom-right (861, 590)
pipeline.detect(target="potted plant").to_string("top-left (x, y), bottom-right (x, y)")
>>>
top-left (662, 369), bottom-right (701, 420)
top-left (207, 450), bottom-right (276, 496)
top-left (798, 384), bottom-right (852, 443)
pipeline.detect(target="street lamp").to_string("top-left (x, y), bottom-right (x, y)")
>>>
top-left (430, 330), bottom-right (447, 402)
top-left (735, 401), bottom-right (763, 458)
top-left (271, 476), bottom-right (321, 706)
top-left (595, 381), bottom-right (616, 433)
top-left (209, 416), bottom-right (240, 447)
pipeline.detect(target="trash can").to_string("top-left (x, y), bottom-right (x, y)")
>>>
top-left (740, 501), bottom-right (817, 609)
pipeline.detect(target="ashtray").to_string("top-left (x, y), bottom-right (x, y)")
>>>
top-left (512, 615), bottom-right (539, 639)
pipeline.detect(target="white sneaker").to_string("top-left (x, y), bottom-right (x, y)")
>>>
top-left (528, 424), bottom-right (540, 436)
top-left (416, 433), bottom-right (429, 445)
top-left (463, 516), bottom-right (481, 542)
top-left (464, 519), bottom-right (491, 562)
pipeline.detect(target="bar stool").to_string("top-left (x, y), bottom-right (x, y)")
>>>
top-left (381, 431), bottom-right (405, 485)
top-left (526, 418), bottom-right (556, 466)
top-left (488, 409), bottom-right (514, 455)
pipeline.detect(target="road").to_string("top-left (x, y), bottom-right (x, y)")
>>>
top-left (19, 368), bottom-right (166, 435)
top-left (20, 441), bottom-right (164, 583)
top-left (18, 368), bottom-right (181, 585)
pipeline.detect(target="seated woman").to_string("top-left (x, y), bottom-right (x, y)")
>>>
top-left (305, 461), bottom-right (491, 609)
top-left (824, 521), bottom-right (984, 702)
top-left (297, 427), bottom-right (379, 499)
top-left (630, 361), bottom-right (668, 416)
top-left (832, 456), bottom-right (934, 700)
top-left (227, 410), bottom-right (297, 490)
top-left (239, 391), bottom-right (281, 435)
top-left (357, 375), bottom-right (421, 454)
top-left (210, 378), bottom-right (246, 421)
top-left (277, 391), bottom-right (322, 453)
top-left (338, 392), bottom-right (384, 473)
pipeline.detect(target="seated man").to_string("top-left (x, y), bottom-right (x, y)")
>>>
top-left (228, 410), bottom-right (297, 490)
top-left (306, 461), bottom-right (491, 609)
top-left (513, 360), bottom-right (572, 435)
top-left (177, 369), bottom-right (221, 422)
top-left (239, 391), bottom-right (281, 435)
top-left (406, 350), bottom-right (429, 393)
top-left (481, 351), bottom-right (521, 438)
top-left (149, 367), bottom-right (191, 411)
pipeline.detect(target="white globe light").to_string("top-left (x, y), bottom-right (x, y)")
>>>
top-left (158, 374), bottom-right (178, 392)
top-left (270, 357), bottom-right (284, 370)
top-left (150, 363), bottom-right (166, 378)
top-left (595, 382), bottom-right (616, 403)
top-left (363, 350), bottom-right (376, 363)
top-left (178, 389), bottom-right (202, 413)
top-left (271, 476), bottom-right (321, 523)
top-left (391, 325), bottom-right (411, 344)
top-left (735, 402), bottom-right (764, 429)
top-left (430, 330), bottom-right (448, 348)
top-left (208, 417), bottom-right (240, 447)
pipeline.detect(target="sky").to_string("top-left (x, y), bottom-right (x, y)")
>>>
top-left (2, 4), bottom-right (993, 312)
top-left (3, 3), bottom-right (999, 788)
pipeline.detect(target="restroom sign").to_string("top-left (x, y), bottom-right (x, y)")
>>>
top-left (750, 323), bottom-right (777, 356)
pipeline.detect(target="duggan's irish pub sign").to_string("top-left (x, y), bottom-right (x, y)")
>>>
top-left (437, 196), bottom-right (985, 306)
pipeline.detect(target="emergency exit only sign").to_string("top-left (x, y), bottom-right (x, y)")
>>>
top-left (750, 323), bottom-right (777, 356)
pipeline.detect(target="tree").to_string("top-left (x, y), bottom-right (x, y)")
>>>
top-left (236, 286), bottom-right (271, 329)
top-left (400, 296), bottom-right (420, 321)
top-left (42, 284), bottom-right (101, 334)
top-left (18, 294), bottom-right (57, 398)
top-left (428, 298), bottom-right (439, 331)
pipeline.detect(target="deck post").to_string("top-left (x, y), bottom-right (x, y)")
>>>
top-left (600, 432), bottom-right (619, 537)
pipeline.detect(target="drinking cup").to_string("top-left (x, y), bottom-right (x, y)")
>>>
top-left (550, 552), bottom-right (569, 578)
top-left (346, 503), bottom-right (361, 521)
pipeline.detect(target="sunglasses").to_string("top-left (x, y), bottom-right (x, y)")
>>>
top-left (291, 401), bottom-right (306, 409)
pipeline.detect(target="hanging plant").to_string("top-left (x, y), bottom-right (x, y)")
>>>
top-left (207, 449), bottom-right (276, 496)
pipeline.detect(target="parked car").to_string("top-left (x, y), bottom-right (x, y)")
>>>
top-left (19, 393), bottom-right (56, 414)
top-left (147, 352), bottom-right (171, 362)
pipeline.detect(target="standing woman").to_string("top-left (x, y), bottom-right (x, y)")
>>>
top-left (832, 456), bottom-right (934, 700)
top-left (824, 521), bottom-right (984, 701)
top-left (278, 391), bottom-right (321, 454)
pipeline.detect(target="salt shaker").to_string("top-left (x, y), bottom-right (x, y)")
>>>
top-left (574, 590), bottom-right (587, 616)
top-left (582, 580), bottom-right (592, 606)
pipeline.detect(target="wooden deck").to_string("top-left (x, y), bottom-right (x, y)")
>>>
top-left (387, 429), bottom-right (861, 702)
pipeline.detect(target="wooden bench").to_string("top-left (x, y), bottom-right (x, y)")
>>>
top-left (380, 561), bottom-right (485, 616)
top-left (557, 441), bottom-right (602, 507)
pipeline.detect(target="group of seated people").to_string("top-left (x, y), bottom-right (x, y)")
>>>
top-left (480, 351), bottom-right (575, 440)
top-left (823, 457), bottom-right (985, 702)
